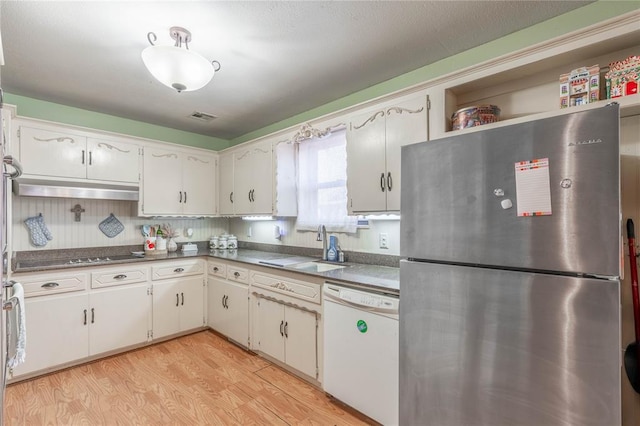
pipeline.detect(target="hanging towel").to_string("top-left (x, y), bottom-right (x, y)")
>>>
top-left (7, 283), bottom-right (27, 369)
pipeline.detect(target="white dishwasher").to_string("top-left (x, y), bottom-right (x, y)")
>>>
top-left (323, 282), bottom-right (399, 426)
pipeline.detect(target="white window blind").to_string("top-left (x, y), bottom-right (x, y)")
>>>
top-left (296, 129), bottom-right (357, 233)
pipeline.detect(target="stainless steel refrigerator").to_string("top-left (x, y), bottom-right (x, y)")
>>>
top-left (400, 103), bottom-right (622, 425)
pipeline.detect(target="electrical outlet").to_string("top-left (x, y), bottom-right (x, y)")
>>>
top-left (379, 233), bottom-right (389, 249)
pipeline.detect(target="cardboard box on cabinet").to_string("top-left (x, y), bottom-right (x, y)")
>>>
top-left (606, 55), bottom-right (640, 99)
top-left (559, 65), bottom-right (600, 108)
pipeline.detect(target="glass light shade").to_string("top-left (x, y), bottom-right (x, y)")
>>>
top-left (141, 45), bottom-right (214, 92)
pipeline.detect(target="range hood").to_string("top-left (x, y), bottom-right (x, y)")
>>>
top-left (12, 178), bottom-right (139, 201)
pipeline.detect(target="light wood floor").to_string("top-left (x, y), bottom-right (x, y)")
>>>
top-left (4, 331), bottom-right (374, 425)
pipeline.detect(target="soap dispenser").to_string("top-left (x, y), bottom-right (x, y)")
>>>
top-left (327, 235), bottom-right (338, 262)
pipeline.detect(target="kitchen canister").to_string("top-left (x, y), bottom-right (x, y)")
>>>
top-left (209, 236), bottom-right (219, 249)
top-left (218, 235), bottom-right (228, 250)
top-left (451, 104), bottom-right (500, 130)
top-left (227, 235), bottom-right (238, 249)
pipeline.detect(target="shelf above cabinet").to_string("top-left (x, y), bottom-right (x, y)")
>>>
top-left (442, 17), bottom-right (640, 135)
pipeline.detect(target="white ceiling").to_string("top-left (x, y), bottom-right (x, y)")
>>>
top-left (0, 1), bottom-right (593, 142)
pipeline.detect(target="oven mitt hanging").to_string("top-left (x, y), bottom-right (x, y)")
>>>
top-left (99, 213), bottom-right (124, 238)
top-left (24, 213), bottom-right (53, 247)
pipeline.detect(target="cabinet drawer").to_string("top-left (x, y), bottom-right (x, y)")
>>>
top-left (17, 272), bottom-right (88, 297)
top-left (226, 265), bottom-right (249, 283)
top-left (91, 267), bottom-right (148, 289)
top-left (207, 261), bottom-right (227, 278)
top-left (251, 272), bottom-right (320, 304)
top-left (151, 260), bottom-right (204, 280)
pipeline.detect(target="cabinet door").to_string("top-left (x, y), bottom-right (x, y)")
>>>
top-left (346, 110), bottom-right (387, 213)
top-left (152, 279), bottom-right (181, 339)
top-left (249, 141), bottom-right (273, 214)
top-left (86, 138), bottom-right (140, 183)
top-left (234, 141), bottom-right (272, 215)
top-left (284, 306), bottom-right (317, 379)
top-left (11, 292), bottom-right (89, 377)
top-left (178, 276), bottom-right (205, 332)
top-left (208, 277), bottom-right (249, 346)
top-left (384, 96), bottom-right (428, 211)
top-left (142, 146), bottom-right (182, 215)
top-left (253, 297), bottom-right (285, 363)
top-left (182, 153), bottom-right (216, 215)
top-left (19, 125), bottom-right (87, 179)
top-left (89, 284), bottom-right (150, 356)
top-left (218, 151), bottom-right (234, 215)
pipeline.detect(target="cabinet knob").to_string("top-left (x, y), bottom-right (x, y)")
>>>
top-left (234, 271), bottom-right (240, 278)
top-left (213, 267), bottom-right (219, 272)
top-left (41, 282), bottom-right (59, 288)
top-left (113, 274), bottom-right (127, 280)
top-left (174, 268), bottom-right (185, 273)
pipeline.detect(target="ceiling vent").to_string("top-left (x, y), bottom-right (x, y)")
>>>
top-left (189, 111), bottom-right (217, 122)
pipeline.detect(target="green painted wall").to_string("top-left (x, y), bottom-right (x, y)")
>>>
top-left (3, 93), bottom-right (230, 151)
top-left (231, 0), bottom-right (640, 145)
top-left (5, 1), bottom-right (638, 150)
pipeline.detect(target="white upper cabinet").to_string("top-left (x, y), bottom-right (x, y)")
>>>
top-left (234, 139), bottom-right (273, 215)
top-left (347, 95), bottom-right (428, 213)
top-left (218, 151), bottom-right (234, 215)
top-left (142, 146), bottom-right (216, 216)
top-left (17, 123), bottom-right (140, 184)
top-left (218, 137), bottom-right (296, 217)
top-left (86, 138), bottom-right (140, 183)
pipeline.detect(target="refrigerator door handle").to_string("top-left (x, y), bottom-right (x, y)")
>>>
top-left (2, 155), bottom-right (23, 179)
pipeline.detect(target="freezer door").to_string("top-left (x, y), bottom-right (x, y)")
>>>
top-left (401, 104), bottom-right (620, 276)
top-left (399, 260), bottom-right (621, 426)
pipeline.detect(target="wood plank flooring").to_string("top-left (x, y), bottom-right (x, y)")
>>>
top-left (4, 331), bottom-right (374, 425)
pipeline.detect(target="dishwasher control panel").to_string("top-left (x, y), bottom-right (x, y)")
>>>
top-left (324, 283), bottom-right (399, 315)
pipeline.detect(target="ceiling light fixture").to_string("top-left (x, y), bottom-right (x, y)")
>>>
top-left (141, 26), bottom-right (221, 93)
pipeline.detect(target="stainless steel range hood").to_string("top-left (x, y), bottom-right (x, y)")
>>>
top-left (12, 178), bottom-right (139, 201)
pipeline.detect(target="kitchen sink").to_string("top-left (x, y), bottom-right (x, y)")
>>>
top-left (289, 261), bottom-right (346, 273)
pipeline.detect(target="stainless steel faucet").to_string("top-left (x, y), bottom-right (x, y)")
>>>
top-left (317, 225), bottom-right (327, 260)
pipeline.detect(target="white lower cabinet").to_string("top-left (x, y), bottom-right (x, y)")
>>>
top-left (11, 291), bottom-right (89, 377)
top-left (89, 284), bottom-right (150, 355)
top-left (11, 270), bottom-right (151, 378)
top-left (152, 276), bottom-right (205, 339)
top-left (253, 297), bottom-right (318, 379)
top-left (207, 276), bottom-right (249, 346)
top-left (250, 270), bottom-right (321, 380)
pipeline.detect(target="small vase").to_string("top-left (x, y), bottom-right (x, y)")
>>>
top-left (167, 238), bottom-right (178, 252)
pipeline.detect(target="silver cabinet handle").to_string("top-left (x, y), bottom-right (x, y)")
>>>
top-left (181, 292), bottom-right (184, 306)
top-left (83, 309), bottom-right (87, 325)
top-left (279, 320), bottom-right (284, 336)
top-left (113, 274), bottom-right (127, 280)
top-left (174, 268), bottom-right (184, 273)
top-left (387, 172), bottom-right (392, 191)
top-left (380, 173), bottom-right (385, 192)
top-left (230, 192), bottom-right (233, 203)
top-left (176, 293), bottom-right (179, 307)
top-left (179, 191), bottom-right (183, 203)
top-left (221, 295), bottom-right (226, 308)
top-left (284, 321), bottom-right (288, 338)
top-left (41, 282), bottom-right (60, 288)
top-left (91, 308), bottom-right (95, 324)
top-left (82, 150), bottom-right (85, 164)
top-left (184, 191), bottom-right (187, 204)
top-left (89, 151), bottom-right (92, 165)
